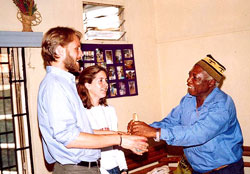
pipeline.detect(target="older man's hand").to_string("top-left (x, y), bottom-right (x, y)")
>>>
top-left (127, 121), bottom-right (158, 138)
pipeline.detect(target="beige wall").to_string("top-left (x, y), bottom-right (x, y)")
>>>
top-left (153, 0), bottom-right (250, 146)
top-left (1, 0), bottom-right (161, 173)
top-left (1, 0), bottom-right (250, 173)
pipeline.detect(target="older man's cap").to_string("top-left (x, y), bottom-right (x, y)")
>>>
top-left (196, 55), bottom-right (226, 82)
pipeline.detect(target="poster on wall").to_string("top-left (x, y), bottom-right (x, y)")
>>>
top-left (81, 44), bottom-right (138, 98)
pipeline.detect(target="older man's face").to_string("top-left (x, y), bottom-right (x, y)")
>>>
top-left (187, 64), bottom-right (213, 97)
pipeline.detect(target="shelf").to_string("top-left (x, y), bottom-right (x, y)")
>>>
top-left (0, 31), bottom-right (43, 47)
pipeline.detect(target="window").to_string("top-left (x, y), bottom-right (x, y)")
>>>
top-left (0, 48), bottom-right (33, 174)
top-left (83, 2), bottom-right (126, 41)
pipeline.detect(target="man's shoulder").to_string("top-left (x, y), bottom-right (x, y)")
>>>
top-left (39, 73), bottom-right (59, 88)
top-left (213, 88), bottom-right (233, 102)
top-left (207, 88), bottom-right (235, 109)
top-left (38, 73), bottom-right (69, 97)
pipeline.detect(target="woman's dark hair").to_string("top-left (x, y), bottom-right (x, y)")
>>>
top-left (77, 65), bottom-right (108, 109)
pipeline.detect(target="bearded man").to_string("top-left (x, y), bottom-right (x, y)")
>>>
top-left (38, 27), bottom-right (148, 174)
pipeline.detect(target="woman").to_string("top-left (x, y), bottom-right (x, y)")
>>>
top-left (77, 65), bottom-right (128, 174)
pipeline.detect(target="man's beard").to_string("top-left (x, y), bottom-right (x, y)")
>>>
top-left (64, 53), bottom-right (80, 73)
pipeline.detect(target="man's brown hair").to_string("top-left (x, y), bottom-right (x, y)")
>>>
top-left (41, 26), bottom-right (82, 67)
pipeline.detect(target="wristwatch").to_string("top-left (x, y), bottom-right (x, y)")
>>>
top-left (154, 129), bottom-right (160, 142)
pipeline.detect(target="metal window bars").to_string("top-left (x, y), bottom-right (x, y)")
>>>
top-left (0, 47), bottom-right (33, 174)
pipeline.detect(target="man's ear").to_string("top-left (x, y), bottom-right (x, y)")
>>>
top-left (209, 79), bottom-right (216, 87)
top-left (54, 45), bottom-right (66, 59)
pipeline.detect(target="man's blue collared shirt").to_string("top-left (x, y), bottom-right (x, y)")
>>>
top-left (37, 66), bottom-right (100, 164)
top-left (150, 87), bottom-right (243, 173)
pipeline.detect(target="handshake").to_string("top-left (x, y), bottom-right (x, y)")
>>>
top-left (127, 113), bottom-right (160, 138)
top-left (123, 113), bottom-right (160, 155)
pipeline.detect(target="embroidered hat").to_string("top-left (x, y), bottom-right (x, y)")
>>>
top-left (196, 55), bottom-right (226, 82)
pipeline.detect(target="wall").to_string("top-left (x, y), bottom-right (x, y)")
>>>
top-left (0, 0), bottom-right (161, 173)
top-left (1, 0), bottom-right (250, 173)
top-left (154, 0), bottom-right (250, 146)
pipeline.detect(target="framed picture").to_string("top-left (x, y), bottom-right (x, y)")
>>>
top-left (126, 70), bottom-right (135, 80)
top-left (107, 66), bottom-right (116, 80)
top-left (96, 48), bottom-right (104, 63)
top-left (83, 51), bottom-right (94, 61)
top-left (128, 81), bottom-right (136, 95)
top-left (124, 49), bottom-right (133, 58)
top-left (84, 62), bottom-right (95, 68)
top-left (118, 82), bottom-right (126, 95)
top-left (124, 60), bottom-right (134, 69)
top-left (115, 50), bottom-right (122, 63)
top-left (109, 82), bottom-right (118, 97)
top-left (116, 66), bottom-right (125, 80)
top-left (105, 50), bottom-right (113, 64)
top-left (81, 44), bottom-right (138, 98)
